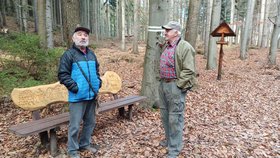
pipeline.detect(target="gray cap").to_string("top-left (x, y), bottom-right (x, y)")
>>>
top-left (162, 21), bottom-right (181, 32)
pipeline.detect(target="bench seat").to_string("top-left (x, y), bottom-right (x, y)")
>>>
top-left (9, 95), bottom-right (147, 137)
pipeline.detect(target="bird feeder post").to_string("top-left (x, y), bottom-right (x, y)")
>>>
top-left (210, 21), bottom-right (236, 80)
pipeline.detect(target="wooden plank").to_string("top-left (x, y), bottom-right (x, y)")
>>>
top-left (11, 115), bottom-right (69, 136)
top-left (10, 95), bottom-right (143, 131)
top-left (9, 96), bottom-right (147, 136)
top-left (99, 96), bottom-right (147, 113)
top-left (9, 112), bottom-right (69, 132)
top-left (99, 95), bottom-right (138, 107)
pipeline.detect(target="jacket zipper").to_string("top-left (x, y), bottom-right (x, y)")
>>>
top-left (84, 54), bottom-right (92, 99)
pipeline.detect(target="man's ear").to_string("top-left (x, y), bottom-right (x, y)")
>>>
top-left (72, 35), bottom-right (75, 42)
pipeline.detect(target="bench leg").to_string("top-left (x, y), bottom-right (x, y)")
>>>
top-left (33, 111), bottom-right (49, 147)
top-left (128, 105), bottom-right (133, 120)
top-left (39, 131), bottom-right (49, 147)
top-left (50, 128), bottom-right (58, 156)
top-left (118, 107), bottom-right (125, 117)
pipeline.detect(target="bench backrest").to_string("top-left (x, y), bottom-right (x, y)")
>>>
top-left (11, 71), bottom-right (122, 111)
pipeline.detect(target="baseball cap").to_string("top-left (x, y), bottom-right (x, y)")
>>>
top-left (162, 21), bottom-right (181, 32)
top-left (74, 26), bottom-right (90, 34)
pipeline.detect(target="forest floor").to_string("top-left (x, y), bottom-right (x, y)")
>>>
top-left (0, 43), bottom-right (280, 158)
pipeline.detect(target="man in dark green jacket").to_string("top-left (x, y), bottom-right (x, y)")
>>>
top-left (158, 21), bottom-right (196, 158)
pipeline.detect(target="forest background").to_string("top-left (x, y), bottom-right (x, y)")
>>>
top-left (0, 0), bottom-right (279, 157)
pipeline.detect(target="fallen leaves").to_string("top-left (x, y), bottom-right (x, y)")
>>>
top-left (0, 45), bottom-right (279, 157)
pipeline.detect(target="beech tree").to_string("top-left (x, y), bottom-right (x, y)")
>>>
top-left (141, 0), bottom-right (169, 107)
top-left (37, 0), bottom-right (47, 48)
top-left (185, 0), bottom-right (201, 48)
top-left (0, 0), bottom-right (7, 28)
top-left (132, 0), bottom-right (139, 54)
top-left (268, 0), bottom-right (280, 65)
top-left (121, 0), bottom-right (125, 51)
top-left (206, 0), bottom-right (221, 70)
top-left (61, 0), bottom-right (80, 48)
top-left (46, 0), bottom-right (53, 48)
top-left (240, 0), bottom-right (256, 60)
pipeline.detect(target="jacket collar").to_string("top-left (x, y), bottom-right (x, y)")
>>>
top-left (72, 43), bottom-right (89, 54)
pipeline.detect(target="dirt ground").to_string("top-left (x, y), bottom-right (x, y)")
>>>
top-left (0, 43), bottom-right (280, 158)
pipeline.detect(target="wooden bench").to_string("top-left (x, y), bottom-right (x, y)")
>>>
top-left (8, 71), bottom-right (147, 156)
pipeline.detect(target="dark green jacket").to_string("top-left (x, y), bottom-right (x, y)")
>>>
top-left (161, 38), bottom-right (197, 90)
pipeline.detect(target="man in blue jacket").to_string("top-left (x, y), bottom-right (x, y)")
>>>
top-left (58, 26), bottom-right (102, 158)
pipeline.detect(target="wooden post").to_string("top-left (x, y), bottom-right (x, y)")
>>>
top-left (217, 33), bottom-right (226, 80)
top-left (128, 105), bottom-right (133, 120)
top-left (113, 94), bottom-right (125, 117)
top-left (32, 110), bottom-right (49, 146)
top-left (210, 21), bottom-right (236, 80)
top-left (50, 128), bottom-right (58, 156)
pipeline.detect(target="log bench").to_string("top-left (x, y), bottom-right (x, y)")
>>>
top-left (8, 71), bottom-right (147, 156)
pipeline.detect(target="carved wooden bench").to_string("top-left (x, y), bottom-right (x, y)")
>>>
top-left (8, 71), bottom-right (147, 156)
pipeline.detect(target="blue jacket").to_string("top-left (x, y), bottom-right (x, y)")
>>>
top-left (58, 44), bottom-right (102, 102)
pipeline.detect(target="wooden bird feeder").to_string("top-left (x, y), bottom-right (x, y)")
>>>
top-left (211, 21), bottom-right (236, 80)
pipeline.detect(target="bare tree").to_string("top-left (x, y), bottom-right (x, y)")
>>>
top-left (46, 0), bottom-right (54, 48)
top-left (240, 0), bottom-right (256, 60)
top-left (185, 0), bottom-right (201, 48)
top-left (37, 0), bottom-right (47, 48)
top-left (261, 0), bottom-right (271, 48)
top-left (141, 0), bottom-right (169, 107)
top-left (0, 0), bottom-right (7, 28)
top-left (132, 0), bottom-right (139, 54)
top-left (204, 0), bottom-right (212, 58)
top-left (268, 0), bottom-right (280, 65)
top-left (229, 0), bottom-right (236, 45)
top-left (258, 0), bottom-right (266, 47)
top-left (121, 0), bottom-right (125, 51)
top-left (61, 0), bottom-right (80, 48)
top-left (33, 0), bottom-right (38, 32)
top-left (21, 0), bottom-right (28, 32)
top-left (206, 0), bottom-right (221, 70)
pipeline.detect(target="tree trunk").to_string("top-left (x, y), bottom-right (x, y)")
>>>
top-left (206, 0), bottom-right (221, 70)
top-left (144, 0), bottom-right (149, 42)
top-left (141, 0), bottom-right (169, 107)
top-left (121, 0), bottom-right (125, 51)
top-left (15, 0), bottom-right (20, 26)
top-left (258, 0), bottom-right (266, 47)
top-left (268, 0), bottom-right (280, 65)
top-left (22, 0), bottom-right (28, 32)
top-left (33, 0), bottom-right (38, 32)
top-left (51, 0), bottom-right (57, 27)
top-left (278, 36), bottom-right (280, 49)
top-left (0, 1), bottom-right (4, 28)
top-left (185, 0), bottom-right (201, 48)
top-left (229, 0), bottom-right (236, 45)
top-left (132, 0), bottom-right (139, 54)
top-left (169, 0), bottom-right (173, 21)
top-left (240, 0), bottom-right (256, 60)
top-left (261, 0), bottom-right (270, 48)
top-left (115, 0), bottom-right (119, 39)
top-left (204, 0), bottom-right (212, 58)
top-left (0, 0), bottom-right (7, 27)
top-left (105, 2), bottom-right (110, 38)
top-left (37, 0), bottom-right (47, 48)
top-left (61, 0), bottom-right (80, 48)
top-left (118, 0), bottom-right (122, 40)
top-left (46, 0), bottom-right (54, 48)
top-left (93, 0), bottom-right (99, 42)
top-left (80, 0), bottom-right (88, 28)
